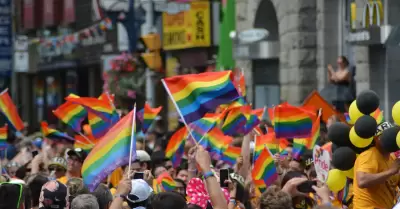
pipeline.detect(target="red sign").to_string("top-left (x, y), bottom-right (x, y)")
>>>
top-left (63, 0), bottom-right (75, 24)
top-left (23, 0), bottom-right (34, 29)
top-left (43, 0), bottom-right (54, 26)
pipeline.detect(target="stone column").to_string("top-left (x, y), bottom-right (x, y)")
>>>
top-left (272, 0), bottom-right (318, 104)
top-left (353, 0), bottom-right (370, 93)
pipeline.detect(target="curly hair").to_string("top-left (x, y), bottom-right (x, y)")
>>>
top-left (259, 185), bottom-right (293, 209)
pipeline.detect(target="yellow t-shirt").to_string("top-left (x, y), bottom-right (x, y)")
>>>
top-left (353, 147), bottom-right (399, 209)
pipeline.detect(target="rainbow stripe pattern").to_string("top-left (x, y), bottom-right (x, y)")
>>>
top-left (221, 146), bottom-right (241, 166)
top-left (162, 71), bottom-right (240, 124)
top-left (0, 89), bottom-right (24, 131)
top-left (41, 122), bottom-right (75, 142)
top-left (137, 102), bottom-right (162, 133)
top-left (0, 125), bottom-right (7, 150)
top-left (254, 179), bottom-right (267, 194)
top-left (371, 108), bottom-right (384, 124)
top-left (74, 135), bottom-right (95, 153)
top-left (88, 93), bottom-right (119, 139)
top-left (243, 114), bottom-right (261, 135)
top-left (165, 126), bottom-right (188, 168)
top-left (255, 133), bottom-right (278, 158)
top-left (306, 114), bottom-right (320, 149)
top-left (157, 172), bottom-right (176, 192)
top-left (292, 138), bottom-right (307, 160)
top-left (252, 147), bottom-right (278, 186)
top-left (233, 70), bottom-right (246, 97)
top-left (82, 109), bottom-right (136, 192)
top-left (273, 103), bottom-right (313, 138)
top-left (53, 101), bottom-right (87, 132)
top-left (193, 127), bottom-right (232, 159)
top-left (221, 106), bottom-right (250, 136)
top-left (66, 96), bottom-right (115, 122)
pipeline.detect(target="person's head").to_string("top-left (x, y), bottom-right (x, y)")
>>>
top-left (281, 171), bottom-right (308, 188)
top-left (66, 178), bottom-right (90, 203)
top-left (70, 194), bottom-right (99, 209)
top-left (289, 160), bottom-right (305, 172)
top-left (176, 168), bottom-right (188, 183)
top-left (173, 179), bottom-right (186, 197)
top-left (0, 183), bottom-right (26, 209)
top-left (48, 157), bottom-right (67, 178)
top-left (67, 148), bottom-right (87, 176)
top-left (38, 180), bottom-right (69, 209)
top-left (259, 185), bottom-right (293, 209)
top-left (16, 162), bottom-right (31, 180)
top-left (153, 165), bottom-right (167, 178)
top-left (337, 55), bottom-right (349, 69)
top-left (6, 161), bottom-right (20, 177)
top-left (126, 179), bottom-right (153, 209)
top-left (164, 160), bottom-right (176, 177)
top-left (151, 192), bottom-right (187, 209)
top-left (91, 184), bottom-right (112, 209)
top-left (25, 174), bottom-right (48, 208)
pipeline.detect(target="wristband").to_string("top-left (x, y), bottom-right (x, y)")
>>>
top-left (229, 199), bottom-right (236, 205)
top-left (113, 194), bottom-right (126, 200)
top-left (203, 171), bottom-right (214, 179)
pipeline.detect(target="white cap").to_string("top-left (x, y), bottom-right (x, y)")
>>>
top-left (136, 150), bottom-right (151, 162)
top-left (126, 179), bottom-right (153, 203)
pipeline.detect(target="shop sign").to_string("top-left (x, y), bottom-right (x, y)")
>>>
top-left (155, 1), bottom-right (190, 14)
top-left (346, 27), bottom-right (381, 45)
top-left (350, 0), bottom-right (383, 30)
top-left (238, 29), bottom-right (269, 43)
top-left (0, 0), bottom-right (12, 74)
top-left (162, 1), bottom-right (211, 50)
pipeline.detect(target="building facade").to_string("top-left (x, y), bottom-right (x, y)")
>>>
top-left (235, 0), bottom-right (400, 120)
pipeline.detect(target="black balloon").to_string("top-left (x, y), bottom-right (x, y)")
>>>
top-left (356, 90), bottom-right (380, 115)
top-left (328, 122), bottom-right (351, 147)
top-left (354, 115), bottom-right (377, 139)
top-left (331, 143), bottom-right (339, 153)
top-left (380, 126), bottom-right (400, 153)
top-left (332, 147), bottom-right (357, 171)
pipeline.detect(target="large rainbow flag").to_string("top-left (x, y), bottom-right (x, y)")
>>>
top-left (82, 108), bottom-right (136, 191)
top-left (0, 89), bottom-right (24, 131)
top-left (162, 71), bottom-right (240, 124)
top-left (273, 103), bottom-right (313, 138)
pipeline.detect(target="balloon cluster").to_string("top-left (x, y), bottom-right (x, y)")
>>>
top-left (326, 90), bottom-right (381, 192)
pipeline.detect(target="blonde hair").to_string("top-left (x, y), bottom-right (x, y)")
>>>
top-left (259, 185), bottom-right (293, 209)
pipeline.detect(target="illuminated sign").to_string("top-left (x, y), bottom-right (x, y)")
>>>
top-left (350, 0), bottom-right (383, 29)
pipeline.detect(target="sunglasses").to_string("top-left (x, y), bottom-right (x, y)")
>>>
top-left (48, 167), bottom-right (65, 172)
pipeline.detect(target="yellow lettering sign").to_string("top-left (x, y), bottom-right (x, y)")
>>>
top-left (350, 0), bottom-right (383, 30)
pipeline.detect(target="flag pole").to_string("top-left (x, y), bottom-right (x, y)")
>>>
top-left (128, 103), bottom-right (137, 178)
top-left (77, 132), bottom-right (95, 145)
top-left (161, 80), bottom-right (199, 146)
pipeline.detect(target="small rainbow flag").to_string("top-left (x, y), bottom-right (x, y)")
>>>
top-left (243, 114), bottom-right (261, 135)
top-left (0, 89), bottom-right (24, 131)
top-left (162, 71), bottom-right (240, 124)
top-left (153, 179), bottom-right (163, 194)
top-left (82, 108), bottom-right (137, 192)
top-left (53, 101), bottom-right (87, 132)
top-left (157, 172), bottom-right (176, 192)
top-left (292, 138), bottom-right (307, 160)
top-left (305, 114), bottom-right (321, 149)
top-left (188, 113), bottom-right (223, 139)
top-left (137, 102), bottom-right (162, 134)
top-left (267, 107), bottom-right (275, 125)
top-left (165, 126), bottom-right (188, 168)
top-left (0, 125), bottom-right (7, 150)
top-left (221, 146), bottom-right (241, 166)
top-left (255, 133), bottom-right (278, 157)
top-left (232, 69), bottom-right (246, 97)
top-left (222, 105), bottom-right (251, 136)
top-left (41, 122), bottom-right (75, 142)
top-left (273, 103), bottom-right (313, 138)
top-left (252, 147), bottom-right (278, 187)
top-left (193, 128), bottom-right (232, 159)
top-left (88, 93), bottom-right (119, 139)
top-left (74, 135), bottom-right (94, 153)
top-left (371, 108), bottom-right (384, 124)
top-left (279, 138), bottom-right (290, 152)
top-left (66, 95), bottom-right (115, 122)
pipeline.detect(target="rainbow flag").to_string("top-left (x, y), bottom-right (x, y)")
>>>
top-left (53, 101), bottom-right (87, 132)
top-left (279, 138), bottom-right (290, 152)
top-left (221, 146), bottom-right (241, 166)
top-left (193, 128), bottom-right (232, 159)
top-left (233, 69), bottom-right (246, 97)
top-left (306, 114), bottom-right (321, 149)
top-left (188, 113), bottom-right (223, 138)
top-left (74, 135), bottom-right (94, 153)
top-left (82, 108), bottom-right (137, 192)
top-left (41, 122), bottom-right (75, 142)
top-left (243, 114), bottom-right (261, 135)
top-left (267, 107), bottom-right (275, 125)
top-left (0, 89), bottom-right (24, 131)
top-left (66, 96), bottom-right (115, 122)
top-left (252, 108), bottom-right (266, 120)
top-left (153, 179), bottom-right (163, 194)
top-left (137, 102), bottom-right (162, 134)
top-left (165, 126), bottom-right (188, 168)
top-left (254, 179), bottom-right (267, 194)
top-left (0, 125), bottom-right (7, 150)
top-left (371, 108), bottom-right (384, 124)
top-left (255, 133), bottom-right (278, 158)
top-left (222, 105), bottom-right (251, 136)
top-left (292, 138), bottom-right (307, 160)
top-left (252, 147), bottom-right (278, 187)
top-left (162, 71), bottom-right (240, 124)
top-left (157, 172), bottom-right (176, 192)
top-left (88, 94), bottom-right (119, 139)
top-left (273, 103), bottom-right (313, 138)
top-left (344, 113), bottom-right (352, 124)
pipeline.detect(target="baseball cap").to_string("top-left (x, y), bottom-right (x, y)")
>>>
top-left (48, 157), bottom-right (67, 170)
top-left (136, 150), bottom-right (151, 162)
top-left (67, 148), bottom-right (88, 163)
top-left (126, 179), bottom-right (153, 204)
top-left (38, 180), bottom-right (68, 209)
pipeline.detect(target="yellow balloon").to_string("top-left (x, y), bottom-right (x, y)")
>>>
top-left (349, 127), bottom-right (373, 148)
top-left (343, 167), bottom-right (354, 179)
top-left (396, 131), bottom-right (400, 148)
top-left (349, 100), bottom-right (364, 122)
top-left (392, 101), bottom-right (400, 125)
top-left (326, 169), bottom-right (347, 193)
